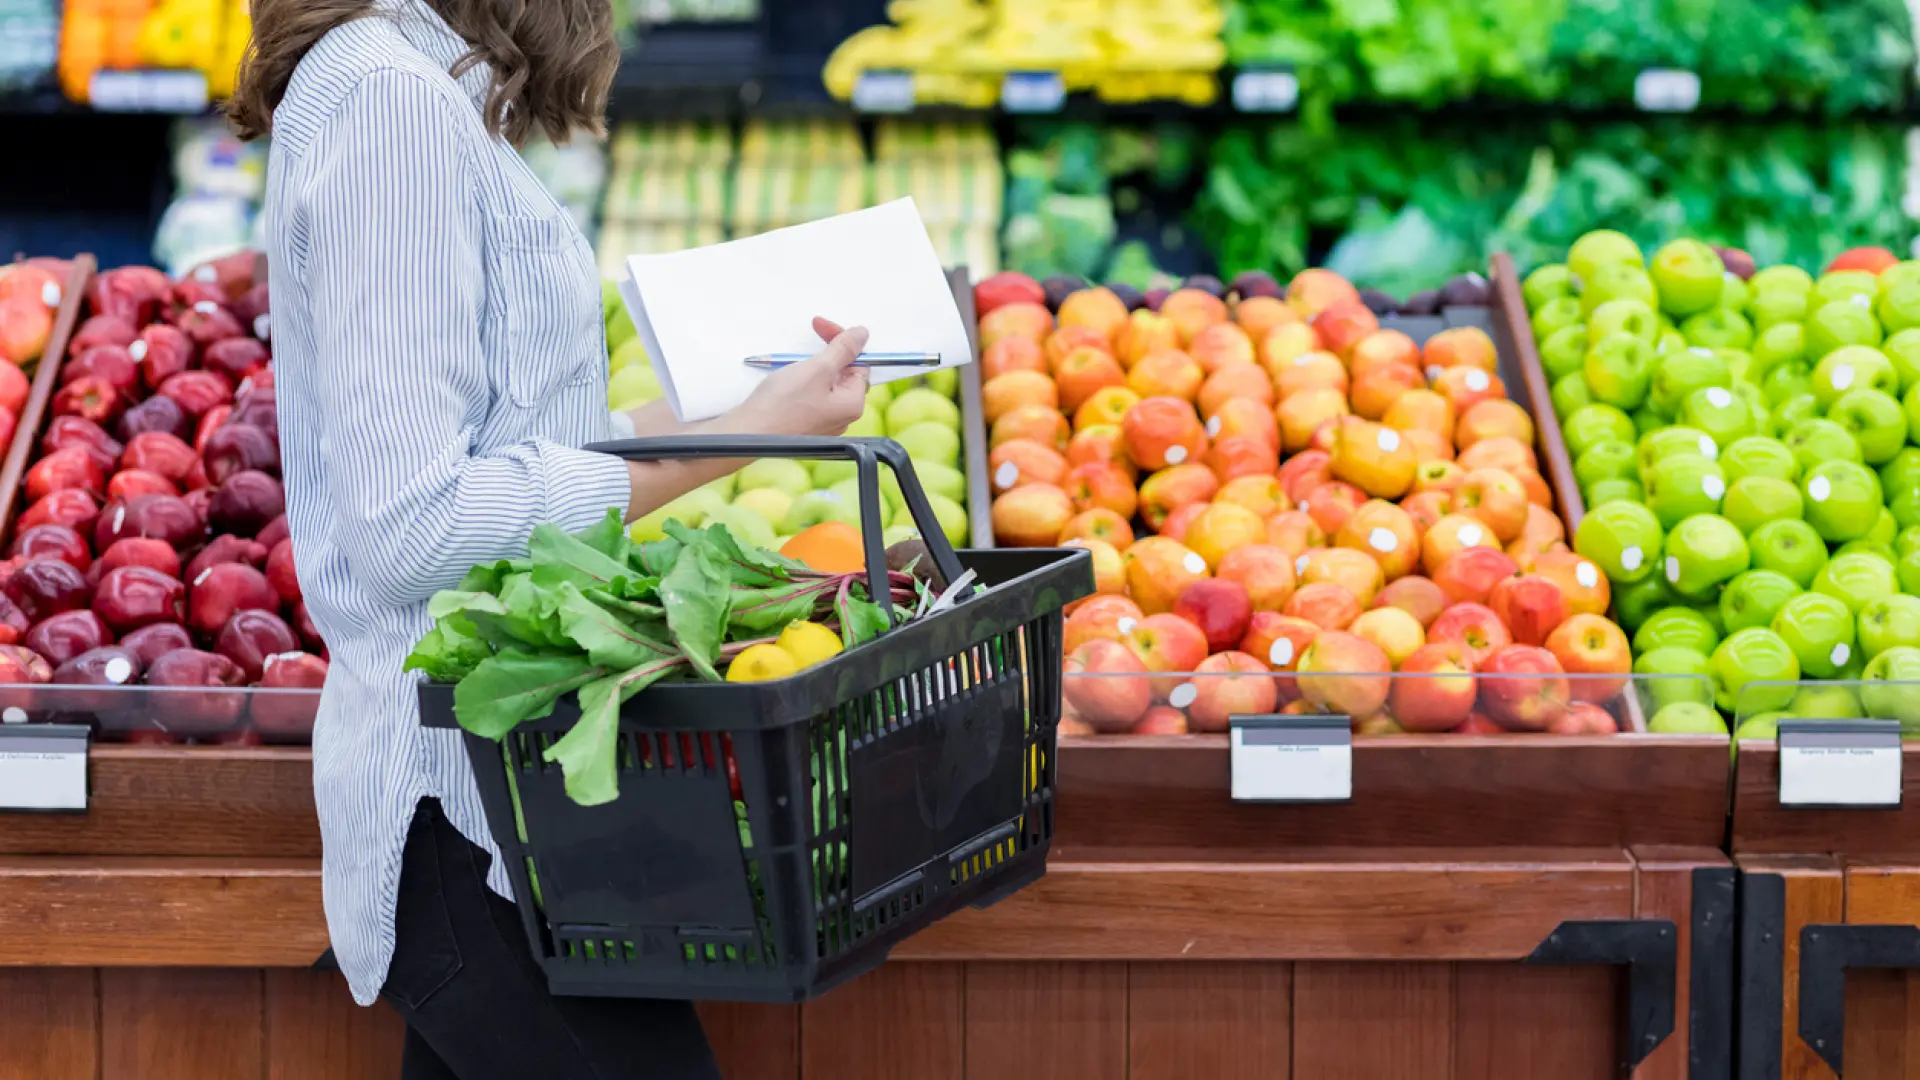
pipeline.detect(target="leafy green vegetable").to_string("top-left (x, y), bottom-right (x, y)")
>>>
top-left (660, 539), bottom-right (731, 680)
top-left (452, 649), bottom-right (603, 739)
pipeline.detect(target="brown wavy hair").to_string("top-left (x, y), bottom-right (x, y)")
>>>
top-left (228, 0), bottom-right (619, 147)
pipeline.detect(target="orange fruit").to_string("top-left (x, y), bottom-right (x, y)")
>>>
top-left (781, 522), bottom-right (866, 574)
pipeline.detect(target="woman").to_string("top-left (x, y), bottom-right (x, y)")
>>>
top-left (229, 2), bottom-right (868, 1076)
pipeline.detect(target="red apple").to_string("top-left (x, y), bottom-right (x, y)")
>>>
top-left (1432, 546), bottom-right (1520, 606)
top-left (1390, 643), bottom-right (1477, 732)
top-left (1544, 613), bottom-right (1632, 705)
top-left (1427, 602), bottom-right (1513, 668)
top-left (1130, 705), bottom-right (1189, 735)
top-left (1170, 577), bottom-right (1254, 654)
top-left (1124, 613), bottom-right (1210, 699)
top-left (1295, 630), bottom-right (1390, 717)
top-left (1486, 573), bottom-right (1568, 647)
top-left (1548, 701), bottom-right (1618, 735)
top-left (1185, 650), bottom-right (1279, 732)
top-left (1373, 575), bottom-right (1447, 628)
top-left (1477, 644), bottom-right (1570, 732)
top-left (1063, 640), bottom-right (1152, 733)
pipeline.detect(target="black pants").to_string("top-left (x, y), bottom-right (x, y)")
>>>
top-left (383, 798), bottom-right (723, 1080)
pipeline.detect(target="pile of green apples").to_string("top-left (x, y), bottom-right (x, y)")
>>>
top-left (1523, 232), bottom-right (1920, 738)
top-left (602, 283), bottom-right (972, 549)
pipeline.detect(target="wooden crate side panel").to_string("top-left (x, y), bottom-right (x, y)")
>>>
top-left (696, 1002), bottom-right (800, 1080)
top-left (800, 963), bottom-right (964, 1080)
top-left (264, 969), bottom-right (405, 1080)
top-left (1453, 963), bottom-right (1616, 1080)
top-left (1125, 962), bottom-right (1291, 1080)
top-left (1290, 962), bottom-right (1453, 1080)
top-left (0, 968), bottom-right (97, 1080)
top-left (1782, 862), bottom-right (1845, 1080)
top-left (100, 968), bottom-right (264, 1080)
top-left (964, 962), bottom-right (1128, 1080)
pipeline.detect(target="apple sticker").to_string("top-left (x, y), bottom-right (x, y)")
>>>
top-left (1576, 562), bottom-right (1599, 589)
top-left (1832, 364), bottom-right (1854, 391)
top-left (1831, 643), bottom-right (1851, 667)
top-left (1165, 445), bottom-right (1188, 465)
top-left (1377, 428), bottom-right (1401, 452)
top-left (1809, 475), bottom-right (1832, 502)
top-left (41, 282), bottom-right (60, 308)
top-left (104, 657), bottom-right (132, 684)
top-left (1426, 365), bottom-right (1443, 382)
top-left (1269, 639), bottom-right (1294, 666)
top-left (994, 462), bottom-right (1019, 490)
top-left (1206, 416), bottom-right (1222, 437)
top-left (1458, 523), bottom-right (1484, 547)
top-left (1690, 347), bottom-right (1714, 358)
top-left (1621, 546), bottom-right (1644, 571)
top-left (1666, 556), bottom-right (1681, 583)
top-left (1, 707), bottom-right (23, 724)
top-left (1296, 554), bottom-right (1310, 574)
top-left (1117, 617), bottom-right (1137, 635)
top-left (1852, 293), bottom-right (1873, 308)
top-left (128, 338), bottom-right (148, 361)
top-left (1369, 527), bottom-right (1397, 552)
top-left (1182, 552), bottom-right (1206, 575)
top-left (1698, 435), bottom-right (1717, 459)
top-left (1465, 370), bottom-right (1490, 392)
top-left (1702, 475), bottom-right (1725, 500)
top-left (1168, 683), bottom-right (1199, 709)
top-left (1706, 387), bottom-right (1733, 409)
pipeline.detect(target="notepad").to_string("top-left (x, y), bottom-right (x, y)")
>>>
top-left (617, 198), bottom-right (975, 423)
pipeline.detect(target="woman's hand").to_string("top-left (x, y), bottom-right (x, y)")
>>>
top-left (737, 318), bottom-right (871, 437)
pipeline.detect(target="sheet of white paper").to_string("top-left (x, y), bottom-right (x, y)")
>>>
top-left (619, 198), bottom-right (973, 422)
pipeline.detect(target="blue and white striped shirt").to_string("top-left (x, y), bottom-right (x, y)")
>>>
top-left (263, 0), bottom-right (633, 1006)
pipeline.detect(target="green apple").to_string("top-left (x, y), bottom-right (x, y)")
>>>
top-left (1813, 270), bottom-right (1881, 309)
top-left (1868, 507), bottom-right (1900, 549)
top-left (1860, 646), bottom-right (1920, 729)
top-left (1721, 347), bottom-right (1757, 386)
top-left (1531, 297), bottom-right (1584, 341)
top-left (926, 492), bottom-right (968, 546)
top-left (1750, 290), bottom-right (1811, 332)
top-left (1632, 406), bottom-right (1666, 435)
top-left (1750, 322), bottom-right (1808, 381)
top-left (1646, 455), bottom-right (1728, 529)
top-left (784, 488), bottom-right (863, 532)
top-left (1721, 569), bottom-right (1803, 634)
top-left (829, 478), bottom-right (893, 527)
top-left (1679, 385), bottom-right (1757, 446)
top-left (1733, 714), bottom-right (1786, 742)
top-left (910, 460), bottom-right (967, 504)
top-left (731, 487), bottom-right (795, 531)
top-left (609, 335), bottom-right (648, 375)
top-left (607, 364), bottom-right (663, 410)
top-left (736, 458), bottom-right (814, 499)
top-left (1583, 263), bottom-right (1658, 315)
top-left (1523, 263), bottom-right (1577, 311)
top-left (1721, 476), bottom-right (1804, 534)
top-left (1805, 299), bottom-right (1883, 360)
top-left (1899, 525), bottom-right (1920, 557)
top-left (1828, 387), bottom-right (1908, 464)
top-left (1764, 370), bottom-right (1814, 413)
top-left (1721, 435), bottom-right (1800, 483)
top-left (1664, 514), bottom-right (1750, 598)
top-left (1574, 499), bottom-right (1665, 584)
top-left (1875, 276), bottom-right (1920, 334)
top-left (1772, 591), bottom-right (1858, 677)
top-left (882, 524), bottom-right (920, 547)
top-left (1551, 372), bottom-right (1593, 418)
top-left (886, 388), bottom-right (961, 433)
top-left (1784, 418), bottom-right (1865, 474)
top-left (1860, 594), bottom-right (1920, 660)
top-left (1582, 335), bottom-right (1657, 409)
top-left (702, 503), bottom-right (779, 551)
top-left (1709, 627), bottom-right (1801, 714)
top-left (1811, 345), bottom-right (1899, 407)
top-left (1882, 260), bottom-right (1920, 292)
top-left (1748, 518), bottom-right (1828, 588)
top-left (1696, 601), bottom-right (1728, 640)
top-left (1790, 684), bottom-right (1865, 720)
top-left (845, 406), bottom-right (887, 440)
top-left (920, 367), bottom-right (960, 399)
top-left (700, 472), bottom-right (738, 500)
top-left (1633, 606), bottom-right (1721, 656)
top-left (1638, 425), bottom-right (1720, 475)
top-left (1882, 328), bottom-right (1920, 392)
top-left (1568, 229), bottom-right (1646, 287)
top-left (1539, 325), bottom-right (1591, 380)
top-left (1562, 404), bottom-right (1638, 459)
top-left (1812, 550), bottom-right (1898, 614)
top-left (1586, 478), bottom-right (1644, 507)
top-left (1899, 383), bottom-right (1920, 456)
top-left (893, 421), bottom-right (961, 466)
top-left (1658, 328), bottom-right (1688, 357)
top-left (1650, 239), bottom-right (1727, 317)
top-left (1802, 460), bottom-right (1884, 543)
top-left (1719, 273), bottom-right (1751, 315)
top-left (629, 487), bottom-right (726, 541)
top-left (1649, 701), bottom-right (1731, 735)
top-left (1836, 540), bottom-right (1897, 566)
top-left (866, 383), bottom-right (896, 410)
top-left (1586, 298), bottom-right (1660, 344)
top-left (1574, 440), bottom-right (1639, 491)
top-left (1679, 307), bottom-right (1754, 351)
top-left (1751, 265), bottom-right (1815, 296)
top-left (1648, 347), bottom-right (1731, 415)
top-left (810, 460), bottom-right (857, 487)
top-left (1635, 647), bottom-right (1716, 710)
top-left (1616, 574), bottom-right (1681, 633)
top-left (1901, 548), bottom-right (1920, 594)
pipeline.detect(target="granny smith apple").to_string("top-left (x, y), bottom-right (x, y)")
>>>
top-left (1902, 547), bottom-right (1920, 595)
top-left (886, 388), bottom-right (961, 433)
top-left (1721, 347), bottom-right (1757, 386)
top-left (1632, 406), bottom-right (1666, 435)
top-left (607, 364), bottom-right (663, 411)
top-left (1649, 701), bottom-right (1731, 735)
top-left (1563, 404), bottom-right (1638, 459)
top-left (1802, 460), bottom-right (1883, 543)
top-left (1551, 373), bottom-right (1593, 418)
top-left (1532, 297), bottom-right (1584, 341)
top-left (1751, 265), bottom-right (1815, 296)
top-left (1709, 627), bottom-right (1801, 714)
top-left (1582, 263), bottom-right (1658, 315)
top-left (882, 525), bottom-right (920, 547)
top-left (1836, 540), bottom-right (1897, 566)
top-left (1664, 514), bottom-right (1750, 597)
top-left (736, 458), bottom-right (814, 499)
top-left (1722, 476), bottom-right (1805, 534)
top-left (1750, 324), bottom-right (1808, 385)
top-left (1586, 478), bottom-right (1644, 507)
top-left (1658, 328), bottom-right (1688, 357)
top-left (1860, 594), bottom-right (1920, 659)
top-left (629, 487), bottom-right (726, 541)
top-left (926, 492), bottom-right (968, 546)
top-left (731, 487), bottom-right (795, 532)
top-left (1899, 525), bottom-right (1920, 557)
top-left (1748, 518), bottom-right (1828, 588)
top-left (1868, 507), bottom-right (1899, 549)
top-left (1882, 328), bottom-right (1920, 391)
top-left (920, 368), bottom-right (959, 399)
top-left (1750, 290), bottom-right (1811, 333)
top-left (1827, 387), bottom-right (1908, 464)
top-left (1773, 591), bottom-right (1858, 678)
top-left (1635, 647), bottom-right (1716, 710)
top-left (1813, 270), bottom-right (1881, 309)
top-left (1575, 441), bottom-right (1639, 491)
top-left (1790, 684), bottom-right (1865, 720)
top-left (1860, 646), bottom-right (1920, 729)
top-left (1633, 606), bottom-right (1721, 656)
top-left (810, 460), bottom-right (856, 487)
top-left (911, 460), bottom-right (967, 504)
top-left (1805, 299), bottom-right (1883, 360)
top-left (1680, 307), bottom-right (1754, 351)
top-left (1811, 345), bottom-right (1899, 407)
top-left (1648, 347), bottom-right (1731, 415)
top-left (1568, 229), bottom-right (1645, 287)
top-left (1583, 335), bottom-right (1658, 409)
top-left (1523, 263), bottom-right (1577, 311)
top-left (1638, 425), bottom-right (1721, 475)
top-left (1680, 385), bottom-right (1757, 446)
top-left (1539, 325), bottom-right (1590, 381)
top-left (1646, 455), bottom-right (1728, 529)
top-left (1696, 601), bottom-right (1728, 639)
top-left (1882, 260), bottom-right (1920, 292)
top-left (702, 503), bottom-right (779, 551)
top-left (893, 421), bottom-right (961, 466)
top-left (784, 488), bottom-right (862, 533)
top-left (1812, 550), bottom-right (1899, 613)
top-left (1719, 273), bottom-right (1751, 315)
top-left (1875, 276), bottom-right (1920, 334)
top-left (1721, 435), bottom-right (1800, 483)
top-left (1586, 298), bottom-right (1660, 344)
top-left (1574, 499), bottom-right (1665, 584)
top-left (1733, 714), bottom-right (1786, 741)
top-left (1721, 569), bottom-right (1803, 634)
top-left (1766, 375), bottom-right (1815, 418)
top-left (1650, 239), bottom-right (1727, 317)
top-left (1784, 418), bottom-right (1865, 474)
top-left (1616, 574), bottom-right (1682, 633)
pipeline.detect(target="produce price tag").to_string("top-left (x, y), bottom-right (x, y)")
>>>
top-left (89, 69), bottom-right (210, 114)
top-left (1633, 69), bottom-right (1700, 113)
top-left (1232, 69), bottom-right (1299, 113)
top-left (0, 724), bottom-right (89, 813)
top-left (1001, 72), bottom-right (1066, 114)
top-left (1777, 719), bottom-right (1902, 810)
top-left (851, 70), bottom-right (915, 114)
top-left (1229, 715), bottom-right (1351, 803)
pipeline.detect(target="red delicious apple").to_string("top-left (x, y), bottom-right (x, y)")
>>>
top-left (52, 645), bottom-right (140, 687)
top-left (201, 422), bottom-right (279, 484)
top-left (42, 415), bottom-right (122, 473)
top-left (51, 376), bottom-right (122, 425)
top-left (214, 609), bottom-right (301, 682)
top-left (158, 370), bottom-right (234, 417)
top-left (173, 303), bottom-right (246, 348)
top-left (24, 447), bottom-right (104, 502)
top-left (10, 524), bottom-right (90, 572)
top-left (61, 344), bottom-right (139, 396)
top-left (18, 490), bottom-right (98, 536)
top-left (117, 393), bottom-right (192, 442)
top-left (291, 600), bottom-right (325, 654)
top-left (254, 651), bottom-right (327, 739)
top-left (69, 313), bottom-right (138, 355)
top-left (3, 559), bottom-right (91, 622)
top-left (1477, 644), bottom-right (1570, 732)
top-left (208, 471), bottom-right (285, 536)
top-left (1185, 650), bottom-right (1279, 732)
top-left (145, 648), bottom-right (247, 732)
top-left (1390, 642), bottom-right (1478, 732)
top-left (1063, 639), bottom-right (1152, 732)
top-left (0, 593), bottom-right (28, 646)
top-left (194, 405), bottom-right (231, 454)
top-left (93, 566), bottom-right (187, 633)
top-left (227, 392), bottom-right (277, 438)
top-left (1487, 573), bottom-right (1569, 647)
top-left (94, 494), bottom-right (205, 552)
top-left (121, 431), bottom-right (196, 483)
top-left (188, 562), bottom-right (277, 637)
top-left (26, 610), bottom-right (113, 666)
top-left (96, 537), bottom-right (181, 579)
top-left (133, 323), bottom-right (194, 389)
top-left (118, 622), bottom-right (192, 668)
top-left (185, 535), bottom-right (270, 586)
top-left (266, 540), bottom-right (300, 604)
top-left (203, 337), bottom-right (269, 381)
top-left (87, 267), bottom-right (169, 325)
top-left (107, 469), bottom-right (178, 501)
top-left (257, 515), bottom-right (290, 550)
top-left (0, 643), bottom-right (53, 684)
top-left (1544, 613), bottom-right (1632, 705)
top-left (1170, 578), bottom-right (1254, 654)
top-left (1427, 602), bottom-right (1513, 668)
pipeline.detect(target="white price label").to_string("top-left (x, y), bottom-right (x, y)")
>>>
top-left (1634, 69), bottom-right (1701, 113)
top-left (1229, 716), bottom-right (1351, 803)
top-left (1001, 72), bottom-right (1066, 114)
top-left (89, 69), bottom-right (210, 114)
top-left (851, 70), bottom-right (915, 114)
top-left (0, 726), bottom-right (89, 811)
top-left (1778, 720), bottom-right (1903, 809)
top-left (1232, 70), bottom-right (1299, 114)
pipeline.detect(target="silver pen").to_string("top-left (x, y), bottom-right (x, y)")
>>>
top-left (742, 351), bottom-right (941, 370)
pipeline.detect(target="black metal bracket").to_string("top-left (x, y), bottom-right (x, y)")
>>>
top-left (1526, 918), bottom-right (1677, 1073)
top-left (1735, 871), bottom-right (1786, 1080)
top-left (1690, 867), bottom-right (1737, 1080)
top-left (1797, 923), bottom-right (1920, 1076)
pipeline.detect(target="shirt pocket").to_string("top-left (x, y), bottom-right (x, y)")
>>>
top-left (486, 210), bottom-right (602, 409)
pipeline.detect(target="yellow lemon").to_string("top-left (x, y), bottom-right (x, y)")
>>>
top-left (775, 621), bottom-right (844, 671)
top-left (727, 644), bottom-right (797, 683)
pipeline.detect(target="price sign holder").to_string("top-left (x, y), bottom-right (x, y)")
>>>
top-left (1228, 714), bottom-right (1350, 803)
top-left (0, 724), bottom-right (90, 813)
top-left (1777, 719), bottom-right (1902, 810)
top-left (1231, 68), bottom-right (1299, 114)
top-left (851, 69), bottom-right (916, 115)
top-left (1633, 68), bottom-right (1701, 113)
top-left (89, 69), bottom-right (210, 114)
top-left (1001, 71), bottom-right (1066, 114)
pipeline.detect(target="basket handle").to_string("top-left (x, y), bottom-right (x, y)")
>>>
top-left (582, 435), bottom-right (968, 628)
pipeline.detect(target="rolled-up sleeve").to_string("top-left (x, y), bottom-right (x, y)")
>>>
top-left (299, 71), bottom-right (631, 607)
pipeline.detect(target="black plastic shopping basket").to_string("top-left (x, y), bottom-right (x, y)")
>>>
top-left (419, 435), bottom-right (1092, 1002)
